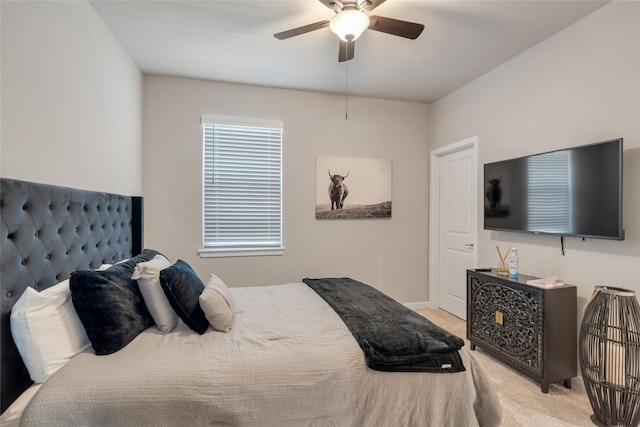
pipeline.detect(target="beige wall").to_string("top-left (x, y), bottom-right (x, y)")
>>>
top-left (2, 0), bottom-right (638, 308)
top-left (143, 77), bottom-right (430, 303)
top-left (0, 1), bottom-right (143, 195)
top-left (428, 1), bottom-right (640, 308)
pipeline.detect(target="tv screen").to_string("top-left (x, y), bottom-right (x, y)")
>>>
top-left (484, 138), bottom-right (623, 240)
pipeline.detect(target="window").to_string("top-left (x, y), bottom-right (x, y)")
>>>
top-left (200, 116), bottom-right (283, 257)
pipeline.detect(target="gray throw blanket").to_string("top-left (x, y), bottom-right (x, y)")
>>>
top-left (303, 277), bottom-right (465, 373)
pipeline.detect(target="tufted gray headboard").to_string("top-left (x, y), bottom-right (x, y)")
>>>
top-left (0, 178), bottom-right (143, 413)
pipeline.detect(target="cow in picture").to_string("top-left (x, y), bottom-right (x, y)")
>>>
top-left (328, 170), bottom-right (349, 210)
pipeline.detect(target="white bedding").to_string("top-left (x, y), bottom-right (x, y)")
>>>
top-left (20, 283), bottom-right (502, 426)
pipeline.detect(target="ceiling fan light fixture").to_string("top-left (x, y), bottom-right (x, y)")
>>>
top-left (330, 10), bottom-right (370, 41)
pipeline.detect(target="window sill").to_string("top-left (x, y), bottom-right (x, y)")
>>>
top-left (198, 247), bottom-right (285, 258)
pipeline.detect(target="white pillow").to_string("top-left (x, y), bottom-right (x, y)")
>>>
top-left (132, 254), bottom-right (178, 333)
top-left (199, 274), bottom-right (235, 332)
top-left (10, 280), bottom-right (91, 383)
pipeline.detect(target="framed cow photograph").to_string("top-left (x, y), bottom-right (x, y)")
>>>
top-left (315, 156), bottom-right (392, 219)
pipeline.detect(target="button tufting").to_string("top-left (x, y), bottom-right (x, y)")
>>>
top-left (6, 291), bottom-right (12, 298)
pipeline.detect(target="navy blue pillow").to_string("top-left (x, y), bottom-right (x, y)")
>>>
top-left (70, 249), bottom-right (160, 355)
top-left (159, 260), bottom-right (208, 334)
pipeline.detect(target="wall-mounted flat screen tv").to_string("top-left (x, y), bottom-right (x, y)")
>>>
top-left (484, 138), bottom-right (624, 240)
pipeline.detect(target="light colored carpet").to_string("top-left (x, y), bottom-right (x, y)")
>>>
top-left (417, 308), bottom-right (594, 426)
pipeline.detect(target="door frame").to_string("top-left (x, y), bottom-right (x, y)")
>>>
top-left (428, 136), bottom-right (478, 309)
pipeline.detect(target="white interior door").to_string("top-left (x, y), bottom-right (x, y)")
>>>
top-left (429, 138), bottom-right (477, 320)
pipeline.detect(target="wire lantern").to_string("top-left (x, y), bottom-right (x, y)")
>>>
top-left (579, 286), bottom-right (640, 427)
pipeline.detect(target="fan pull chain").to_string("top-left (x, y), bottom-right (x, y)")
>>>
top-left (345, 52), bottom-right (348, 120)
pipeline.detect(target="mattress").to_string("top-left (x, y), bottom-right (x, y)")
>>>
top-left (20, 283), bottom-right (502, 426)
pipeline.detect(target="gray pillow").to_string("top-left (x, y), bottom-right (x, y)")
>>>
top-left (70, 249), bottom-right (159, 355)
top-left (159, 260), bottom-right (208, 334)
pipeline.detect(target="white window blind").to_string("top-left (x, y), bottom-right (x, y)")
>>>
top-left (201, 117), bottom-right (283, 256)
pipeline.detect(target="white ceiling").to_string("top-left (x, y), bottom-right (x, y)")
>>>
top-left (89, 0), bottom-right (608, 104)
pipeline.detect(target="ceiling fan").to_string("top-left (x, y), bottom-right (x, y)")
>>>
top-left (274, 0), bottom-right (424, 62)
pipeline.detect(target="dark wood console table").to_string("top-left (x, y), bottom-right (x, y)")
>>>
top-left (466, 269), bottom-right (577, 393)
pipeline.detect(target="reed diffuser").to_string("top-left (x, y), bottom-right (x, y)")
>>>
top-left (496, 246), bottom-right (509, 276)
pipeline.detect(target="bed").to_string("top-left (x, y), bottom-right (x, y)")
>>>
top-left (0, 178), bottom-right (502, 426)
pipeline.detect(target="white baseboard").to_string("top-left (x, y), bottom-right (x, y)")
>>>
top-left (404, 301), bottom-right (430, 311)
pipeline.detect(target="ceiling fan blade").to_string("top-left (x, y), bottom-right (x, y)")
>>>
top-left (318, 0), bottom-right (339, 11)
top-left (338, 40), bottom-right (355, 62)
top-left (360, 0), bottom-right (386, 12)
top-left (368, 15), bottom-right (424, 39)
top-left (274, 21), bottom-right (330, 40)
